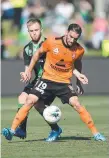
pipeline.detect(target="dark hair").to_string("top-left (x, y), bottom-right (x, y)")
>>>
top-left (27, 18), bottom-right (42, 27)
top-left (68, 23), bottom-right (82, 36)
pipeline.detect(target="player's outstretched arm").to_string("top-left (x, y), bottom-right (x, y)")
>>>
top-left (73, 69), bottom-right (88, 85)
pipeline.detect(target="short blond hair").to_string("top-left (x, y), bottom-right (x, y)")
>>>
top-left (27, 18), bottom-right (42, 28)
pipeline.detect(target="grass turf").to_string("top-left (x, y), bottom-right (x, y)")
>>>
top-left (1, 96), bottom-right (109, 158)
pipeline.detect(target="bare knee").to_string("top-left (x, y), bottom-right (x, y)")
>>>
top-left (18, 92), bottom-right (28, 104)
top-left (25, 94), bottom-right (39, 108)
top-left (69, 96), bottom-right (81, 111)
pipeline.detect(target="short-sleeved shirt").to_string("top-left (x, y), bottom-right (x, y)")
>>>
top-left (41, 36), bottom-right (84, 83)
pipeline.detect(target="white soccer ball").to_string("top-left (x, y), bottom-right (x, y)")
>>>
top-left (43, 105), bottom-right (62, 124)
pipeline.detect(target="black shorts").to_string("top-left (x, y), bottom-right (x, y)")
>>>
top-left (23, 78), bottom-right (37, 94)
top-left (23, 78), bottom-right (55, 106)
top-left (30, 78), bottom-right (77, 104)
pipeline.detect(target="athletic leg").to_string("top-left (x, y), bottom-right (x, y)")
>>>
top-left (34, 99), bottom-right (61, 131)
top-left (15, 80), bottom-right (36, 139)
top-left (2, 94), bottom-right (38, 140)
top-left (14, 92), bottom-right (29, 139)
top-left (69, 96), bottom-right (106, 141)
top-left (57, 83), bottom-right (106, 141)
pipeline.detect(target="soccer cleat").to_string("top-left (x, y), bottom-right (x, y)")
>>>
top-left (2, 128), bottom-right (15, 140)
top-left (46, 127), bottom-right (62, 142)
top-left (94, 133), bottom-right (106, 141)
top-left (14, 127), bottom-right (26, 139)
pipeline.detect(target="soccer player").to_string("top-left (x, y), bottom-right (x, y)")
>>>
top-left (13, 18), bottom-right (57, 139)
top-left (2, 23), bottom-right (106, 142)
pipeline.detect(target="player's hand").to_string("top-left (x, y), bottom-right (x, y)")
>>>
top-left (77, 73), bottom-right (88, 85)
top-left (20, 72), bottom-right (28, 83)
top-left (76, 82), bottom-right (84, 95)
top-left (25, 69), bottom-right (32, 81)
top-left (20, 70), bottom-right (32, 83)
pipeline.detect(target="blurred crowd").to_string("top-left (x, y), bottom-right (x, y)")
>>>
top-left (1, 0), bottom-right (109, 59)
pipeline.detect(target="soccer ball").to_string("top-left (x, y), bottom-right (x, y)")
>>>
top-left (43, 105), bottom-right (62, 124)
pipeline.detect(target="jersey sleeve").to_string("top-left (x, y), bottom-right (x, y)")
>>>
top-left (23, 48), bottom-right (31, 65)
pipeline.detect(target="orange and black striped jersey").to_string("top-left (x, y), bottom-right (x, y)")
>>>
top-left (41, 36), bottom-right (84, 83)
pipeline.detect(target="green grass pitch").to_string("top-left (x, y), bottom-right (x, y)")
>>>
top-left (1, 96), bottom-right (109, 158)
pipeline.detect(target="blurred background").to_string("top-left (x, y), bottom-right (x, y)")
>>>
top-left (1, 0), bottom-right (109, 95)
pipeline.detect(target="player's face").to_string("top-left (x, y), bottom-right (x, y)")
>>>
top-left (28, 22), bottom-right (42, 42)
top-left (65, 31), bottom-right (80, 47)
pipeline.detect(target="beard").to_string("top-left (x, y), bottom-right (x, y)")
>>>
top-left (32, 33), bottom-right (41, 43)
top-left (66, 39), bottom-right (74, 47)
top-left (66, 36), bottom-right (77, 48)
top-left (63, 35), bottom-right (73, 48)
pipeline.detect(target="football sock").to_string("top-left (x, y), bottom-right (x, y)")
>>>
top-left (78, 106), bottom-right (98, 135)
top-left (47, 122), bottom-right (60, 131)
top-left (19, 117), bottom-right (28, 132)
top-left (11, 105), bottom-right (31, 131)
top-left (17, 107), bottom-right (28, 132)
